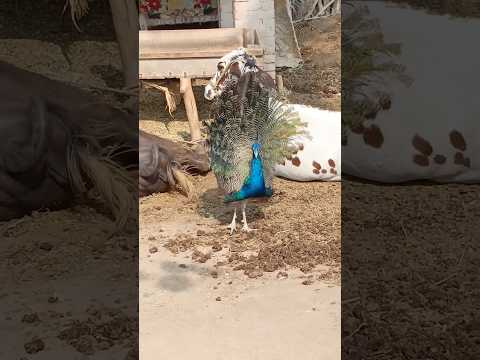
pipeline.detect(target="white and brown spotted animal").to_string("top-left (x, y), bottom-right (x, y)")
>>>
top-left (205, 48), bottom-right (341, 182)
top-left (343, 2), bottom-right (480, 184)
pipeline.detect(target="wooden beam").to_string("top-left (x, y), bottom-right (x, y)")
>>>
top-left (109, 0), bottom-right (139, 90)
top-left (179, 78), bottom-right (202, 143)
top-left (140, 48), bottom-right (264, 60)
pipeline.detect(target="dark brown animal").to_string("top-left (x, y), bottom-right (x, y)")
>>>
top-left (0, 61), bottom-right (138, 227)
top-left (139, 130), bottom-right (209, 198)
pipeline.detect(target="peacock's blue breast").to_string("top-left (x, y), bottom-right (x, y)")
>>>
top-left (224, 154), bottom-right (273, 202)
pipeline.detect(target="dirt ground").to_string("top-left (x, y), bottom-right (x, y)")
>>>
top-left (140, 14), bottom-right (341, 286)
top-left (1, 2), bottom-right (137, 358)
top-left (139, 15), bottom-right (341, 360)
top-left (341, 179), bottom-right (480, 359)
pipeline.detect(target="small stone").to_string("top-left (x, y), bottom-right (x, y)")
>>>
top-left (196, 230), bottom-right (206, 236)
top-left (210, 270), bottom-right (218, 279)
top-left (75, 335), bottom-right (95, 355)
top-left (22, 313), bottom-right (40, 324)
top-left (215, 297), bottom-right (222, 301)
top-left (212, 242), bottom-right (223, 252)
top-left (192, 250), bottom-right (211, 263)
top-left (213, 286), bottom-right (218, 290)
top-left (228, 281), bottom-right (233, 285)
top-left (312, 307), bottom-right (317, 311)
top-left (178, 263), bottom-right (187, 269)
top-left (24, 338), bottom-right (45, 354)
top-left (148, 246), bottom-right (158, 254)
top-left (277, 271), bottom-right (288, 279)
top-left (38, 242), bottom-right (53, 251)
top-left (148, 236), bottom-right (156, 241)
top-left (302, 279), bottom-right (314, 286)
top-left (246, 270), bottom-right (263, 279)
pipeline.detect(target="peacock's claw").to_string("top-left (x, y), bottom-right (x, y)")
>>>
top-left (228, 222), bottom-right (237, 234)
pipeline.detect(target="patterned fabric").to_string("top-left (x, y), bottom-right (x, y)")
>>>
top-left (139, 0), bottom-right (162, 13)
top-left (139, 0), bottom-right (217, 15)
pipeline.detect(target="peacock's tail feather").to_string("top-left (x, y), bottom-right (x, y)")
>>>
top-left (206, 74), bottom-right (308, 197)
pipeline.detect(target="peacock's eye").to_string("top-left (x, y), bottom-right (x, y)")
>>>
top-left (217, 63), bottom-right (225, 71)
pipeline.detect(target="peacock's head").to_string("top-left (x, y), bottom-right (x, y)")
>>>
top-left (251, 143), bottom-right (261, 158)
top-left (204, 48), bottom-right (258, 101)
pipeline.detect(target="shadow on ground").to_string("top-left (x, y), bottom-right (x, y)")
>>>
top-left (197, 188), bottom-right (268, 226)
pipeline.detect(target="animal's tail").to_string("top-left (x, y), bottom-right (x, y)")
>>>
top-left (67, 142), bottom-right (137, 232)
top-left (171, 166), bottom-right (197, 200)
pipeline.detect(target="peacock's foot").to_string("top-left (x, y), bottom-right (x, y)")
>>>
top-left (228, 222), bottom-right (237, 235)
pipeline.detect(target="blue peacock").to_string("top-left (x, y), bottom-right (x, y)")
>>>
top-left (205, 73), bottom-right (306, 233)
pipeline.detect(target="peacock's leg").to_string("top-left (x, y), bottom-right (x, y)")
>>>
top-left (228, 207), bottom-right (237, 234)
top-left (241, 200), bottom-right (256, 232)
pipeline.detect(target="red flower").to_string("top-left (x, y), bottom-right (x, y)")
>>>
top-left (151, 0), bottom-right (161, 8)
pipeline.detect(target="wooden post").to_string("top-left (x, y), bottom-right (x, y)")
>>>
top-left (179, 78), bottom-right (202, 143)
top-left (276, 74), bottom-right (284, 93)
top-left (109, 0), bottom-right (139, 90)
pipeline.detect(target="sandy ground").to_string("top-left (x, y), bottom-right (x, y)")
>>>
top-left (140, 243), bottom-right (340, 360)
top-left (139, 15), bottom-right (341, 360)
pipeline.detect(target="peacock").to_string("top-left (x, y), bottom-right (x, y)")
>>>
top-left (205, 73), bottom-right (307, 233)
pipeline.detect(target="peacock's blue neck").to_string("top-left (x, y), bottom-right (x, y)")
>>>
top-left (224, 143), bottom-right (273, 202)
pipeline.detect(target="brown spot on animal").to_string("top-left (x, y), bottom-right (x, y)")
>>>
top-left (363, 125), bottom-right (384, 148)
top-left (321, 169), bottom-right (327, 174)
top-left (412, 134), bottom-right (433, 156)
top-left (313, 169), bottom-right (320, 174)
top-left (292, 157), bottom-right (301, 167)
top-left (450, 130), bottom-right (466, 151)
top-left (434, 154), bottom-right (446, 164)
top-left (413, 154), bottom-right (429, 167)
top-left (312, 161), bottom-right (321, 170)
top-left (298, 143), bottom-right (304, 151)
top-left (330, 168), bottom-right (336, 174)
top-left (328, 159), bottom-right (336, 168)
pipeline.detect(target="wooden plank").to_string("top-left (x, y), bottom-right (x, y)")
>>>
top-left (139, 56), bottom-right (266, 79)
top-left (140, 47), bottom-right (264, 60)
top-left (140, 28), bottom-right (245, 53)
